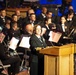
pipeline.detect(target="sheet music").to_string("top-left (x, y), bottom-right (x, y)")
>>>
top-left (9, 37), bottom-right (19, 50)
top-left (19, 37), bottom-right (30, 48)
top-left (48, 31), bottom-right (62, 43)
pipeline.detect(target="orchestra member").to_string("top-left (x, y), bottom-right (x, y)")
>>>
top-left (0, 43), bottom-right (20, 75)
top-left (57, 15), bottom-right (71, 45)
top-left (0, 9), bottom-right (11, 28)
top-left (16, 23), bottom-right (33, 69)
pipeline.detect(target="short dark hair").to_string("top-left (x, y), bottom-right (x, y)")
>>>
top-left (11, 14), bottom-right (17, 18)
top-left (0, 8), bottom-right (6, 12)
top-left (68, 9), bottom-right (74, 15)
top-left (46, 10), bottom-right (52, 14)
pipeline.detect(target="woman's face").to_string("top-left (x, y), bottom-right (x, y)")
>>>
top-left (13, 15), bottom-right (18, 22)
top-left (35, 25), bottom-right (41, 35)
top-left (61, 17), bottom-right (66, 24)
top-left (46, 18), bottom-right (52, 25)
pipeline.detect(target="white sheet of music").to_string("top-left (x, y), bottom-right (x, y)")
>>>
top-left (9, 37), bottom-right (19, 50)
top-left (48, 31), bottom-right (62, 43)
top-left (19, 37), bottom-right (30, 48)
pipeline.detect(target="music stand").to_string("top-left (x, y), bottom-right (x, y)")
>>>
top-left (19, 36), bottom-right (30, 71)
top-left (48, 31), bottom-right (62, 45)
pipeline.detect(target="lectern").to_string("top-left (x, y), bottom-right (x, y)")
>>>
top-left (39, 43), bottom-right (74, 75)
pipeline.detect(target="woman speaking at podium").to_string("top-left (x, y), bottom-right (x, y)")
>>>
top-left (30, 25), bottom-right (47, 75)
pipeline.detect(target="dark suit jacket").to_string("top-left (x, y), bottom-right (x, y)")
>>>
top-left (56, 22), bottom-right (71, 45)
top-left (23, 17), bottom-right (39, 26)
top-left (30, 34), bottom-right (47, 54)
top-left (30, 34), bottom-right (47, 75)
top-left (0, 43), bottom-right (20, 74)
top-left (37, 13), bottom-right (46, 22)
top-left (0, 16), bottom-right (11, 28)
top-left (66, 16), bottom-right (76, 29)
top-left (42, 25), bottom-right (50, 40)
top-left (0, 43), bottom-right (9, 60)
top-left (8, 28), bottom-right (21, 40)
top-left (27, 20), bottom-right (38, 26)
top-left (57, 22), bottom-right (70, 36)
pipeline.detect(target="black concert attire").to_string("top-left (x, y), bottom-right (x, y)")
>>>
top-left (42, 23), bottom-right (52, 40)
top-left (30, 34), bottom-right (47, 75)
top-left (57, 22), bottom-right (71, 45)
top-left (42, 23), bottom-right (57, 46)
top-left (0, 43), bottom-right (20, 75)
top-left (17, 17), bottom-right (23, 30)
top-left (0, 16), bottom-right (11, 28)
top-left (7, 27), bottom-right (21, 60)
top-left (1, 26), bottom-right (10, 48)
top-left (23, 18), bottom-right (39, 28)
top-left (66, 15), bottom-right (76, 43)
top-left (23, 15), bottom-right (39, 28)
top-left (8, 28), bottom-right (21, 40)
top-left (66, 13), bottom-right (76, 30)
top-left (22, 16), bottom-right (29, 25)
top-left (37, 13), bottom-right (46, 22)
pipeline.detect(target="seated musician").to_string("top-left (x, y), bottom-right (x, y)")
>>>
top-left (42, 18), bottom-right (57, 46)
top-left (30, 24), bottom-right (47, 75)
top-left (16, 23), bottom-right (33, 70)
top-left (2, 20), bottom-right (11, 44)
top-left (0, 42), bottom-right (20, 75)
top-left (57, 15), bottom-right (72, 45)
top-left (8, 21), bottom-right (21, 40)
top-left (15, 10), bottom-right (23, 29)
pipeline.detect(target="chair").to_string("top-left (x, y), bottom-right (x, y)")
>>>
top-left (0, 60), bottom-right (11, 75)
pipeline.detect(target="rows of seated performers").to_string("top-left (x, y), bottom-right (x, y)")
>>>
top-left (0, 5), bottom-right (76, 75)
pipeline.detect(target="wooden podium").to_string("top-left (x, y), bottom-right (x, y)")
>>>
top-left (39, 43), bottom-right (74, 75)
